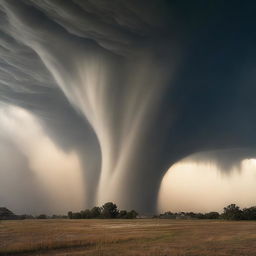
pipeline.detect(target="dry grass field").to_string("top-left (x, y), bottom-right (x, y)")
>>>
top-left (1, 219), bottom-right (256, 256)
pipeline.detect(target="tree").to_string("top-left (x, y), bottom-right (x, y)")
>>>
top-left (101, 202), bottom-right (119, 218)
top-left (223, 204), bottom-right (243, 220)
top-left (204, 212), bottom-right (219, 219)
top-left (126, 210), bottom-right (138, 219)
top-left (195, 213), bottom-right (205, 219)
top-left (118, 210), bottom-right (127, 218)
top-left (81, 209), bottom-right (91, 219)
top-left (90, 207), bottom-right (101, 218)
top-left (37, 214), bottom-right (47, 219)
top-left (67, 202), bottom-right (139, 219)
top-left (72, 212), bottom-right (82, 219)
top-left (68, 211), bottom-right (73, 219)
top-left (242, 207), bottom-right (256, 220)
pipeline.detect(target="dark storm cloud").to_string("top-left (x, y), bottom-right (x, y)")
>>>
top-left (0, 0), bottom-right (102, 208)
top-left (184, 149), bottom-right (256, 174)
top-left (0, 0), bottom-right (256, 213)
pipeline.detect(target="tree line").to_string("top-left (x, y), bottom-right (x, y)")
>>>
top-left (68, 202), bottom-right (138, 219)
top-left (222, 204), bottom-right (256, 220)
top-left (0, 202), bottom-right (138, 220)
top-left (155, 204), bottom-right (256, 220)
top-left (154, 211), bottom-right (220, 219)
top-left (3, 203), bottom-right (256, 220)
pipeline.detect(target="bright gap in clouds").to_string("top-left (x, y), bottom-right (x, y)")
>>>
top-left (0, 105), bottom-right (85, 214)
top-left (158, 157), bottom-right (256, 213)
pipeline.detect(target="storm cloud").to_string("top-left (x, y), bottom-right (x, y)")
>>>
top-left (0, 0), bottom-right (256, 213)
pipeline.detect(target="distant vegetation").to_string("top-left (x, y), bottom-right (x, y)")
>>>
top-left (222, 204), bottom-right (256, 220)
top-left (2, 203), bottom-right (256, 221)
top-left (0, 202), bottom-right (138, 220)
top-left (155, 211), bottom-right (220, 220)
top-left (155, 204), bottom-right (256, 220)
top-left (68, 202), bottom-right (138, 219)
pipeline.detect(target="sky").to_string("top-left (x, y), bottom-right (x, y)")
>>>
top-left (0, 0), bottom-right (256, 214)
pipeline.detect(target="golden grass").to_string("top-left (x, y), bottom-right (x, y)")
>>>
top-left (1, 219), bottom-right (256, 255)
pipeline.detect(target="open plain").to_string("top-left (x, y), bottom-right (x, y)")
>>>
top-left (1, 219), bottom-right (256, 256)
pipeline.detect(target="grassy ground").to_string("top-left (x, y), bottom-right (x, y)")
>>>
top-left (1, 219), bottom-right (256, 256)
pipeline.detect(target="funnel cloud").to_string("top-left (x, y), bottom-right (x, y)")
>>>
top-left (0, 1), bottom-right (256, 213)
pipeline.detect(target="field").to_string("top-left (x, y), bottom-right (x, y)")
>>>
top-left (1, 219), bottom-right (256, 256)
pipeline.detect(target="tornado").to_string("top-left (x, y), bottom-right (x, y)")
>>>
top-left (0, 0), bottom-right (256, 213)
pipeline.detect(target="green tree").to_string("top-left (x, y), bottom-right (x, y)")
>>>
top-left (68, 211), bottom-right (73, 219)
top-left (72, 212), bottom-right (82, 219)
top-left (37, 214), bottom-right (47, 219)
top-left (126, 210), bottom-right (138, 219)
top-left (195, 213), bottom-right (205, 219)
top-left (118, 210), bottom-right (127, 218)
top-left (223, 204), bottom-right (243, 220)
top-left (242, 207), bottom-right (256, 220)
top-left (90, 207), bottom-right (101, 218)
top-left (204, 212), bottom-right (219, 219)
top-left (101, 202), bottom-right (119, 218)
top-left (81, 209), bottom-right (91, 219)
